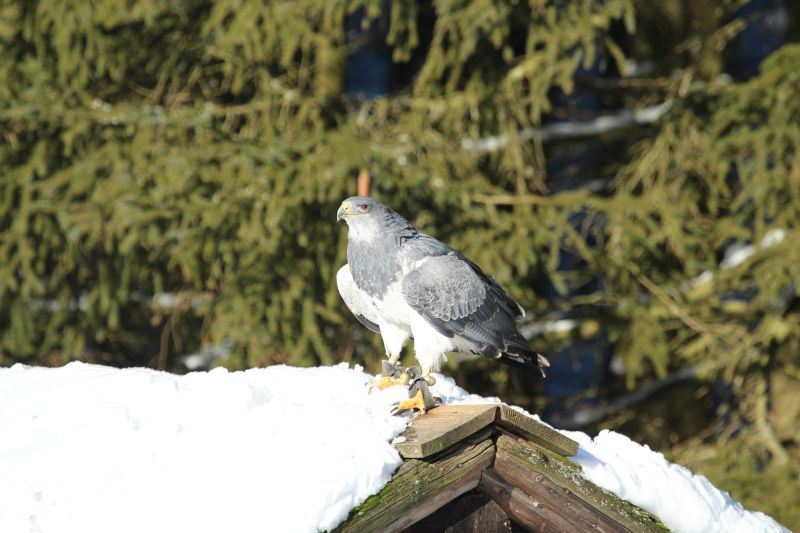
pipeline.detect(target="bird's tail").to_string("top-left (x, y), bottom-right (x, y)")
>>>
top-left (500, 335), bottom-right (550, 377)
top-left (470, 336), bottom-right (550, 376)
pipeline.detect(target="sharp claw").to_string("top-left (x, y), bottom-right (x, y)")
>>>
top-left (390, 378), bottom-right (438, 414)
top-left (390, 400), bottom-right (413, 416)
top-left (392, 389), bottom-right (429, 414)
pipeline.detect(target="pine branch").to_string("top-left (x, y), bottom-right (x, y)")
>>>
top-left (28, 292), bottom-right (215, 313)
top-left (461, 103), bottom-right (671, 153)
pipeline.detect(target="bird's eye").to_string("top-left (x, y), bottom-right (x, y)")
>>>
top-left (359, 203), bottom-right (370, 210)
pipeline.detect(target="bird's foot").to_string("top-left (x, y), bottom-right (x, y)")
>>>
top-left (392, 389), bottom-right (429, 413)
top-left (371, 374), bottom-right (410, 390)
top-left (369, 361), bottom-right (411, 390)
top-left (391, 373), bottom-right (438, 414)
top-left (381, 360), bottom-right (404, 376)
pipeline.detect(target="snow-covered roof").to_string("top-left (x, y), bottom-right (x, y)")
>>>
top-left (0, 362), bottom-right (788, 533)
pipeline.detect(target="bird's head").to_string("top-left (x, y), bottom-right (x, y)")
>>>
top-left (337, 196), bottom-right (381, 224)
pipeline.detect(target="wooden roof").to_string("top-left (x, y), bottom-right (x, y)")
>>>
top-left (335, 404), bottom-right (669, 533)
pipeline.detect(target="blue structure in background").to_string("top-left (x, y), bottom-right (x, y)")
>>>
top-left (345, 7), bottom-right (395, 99)
top-left (728, 0), bottom-right (788, 79)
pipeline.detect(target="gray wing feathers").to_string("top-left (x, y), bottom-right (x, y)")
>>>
top-left (336, 265), bottom-right (381, 333)
top-left (400, 233), bottom-right (452, 259)
top-left (402, 236), bottom-right (525, 320)
top-left (401, 254), bottom-right (486, 322)
top-left (401, 252), bottom-right (548, 374)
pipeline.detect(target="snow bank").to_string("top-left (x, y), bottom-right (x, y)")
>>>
top-left (0, 362), bottom-right (410, 533)
top-left (565, 430), bottom-right (788, 533)
top-left (0, 362), bottom-right (788, 533)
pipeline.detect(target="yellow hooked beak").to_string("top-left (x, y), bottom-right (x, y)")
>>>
top-left (336, 201), bottom-right (351, 221)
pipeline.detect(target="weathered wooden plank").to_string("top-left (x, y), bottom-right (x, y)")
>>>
top-left (493, 458), bottom-right (631, 532)
top-left (481, 469), bottom-right (593, 533)
top-left (336, 432), bottom-right (496, 533)
top-left (395, 404), bottom-right (499, 459)
top-left (497, 404), bottom-right (579, 457)
top-left (494, 435), bottom-right (669, 532)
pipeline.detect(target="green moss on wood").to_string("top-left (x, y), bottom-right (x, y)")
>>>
top-left (497, 435), bottom-right (670, 532)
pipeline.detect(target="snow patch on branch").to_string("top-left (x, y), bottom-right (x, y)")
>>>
top-left (461, 102), bottom-right (671, 153)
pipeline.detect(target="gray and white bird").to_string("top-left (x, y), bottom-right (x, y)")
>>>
top-left (336, 196), bottom-right (549, 411)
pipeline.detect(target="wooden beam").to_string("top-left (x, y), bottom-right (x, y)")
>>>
top-left (481, 469), bottom-right (595, 532)
top-left (496, 404), bottom-right (579, 457)
top-left (395, 404), bottom-right (499, 459)
top-left (491, 463), bottom-right (630, 532)
top-left (336, 432), bottom-right (496, 533)
top-left (493, 435), bottom-right (669, 532)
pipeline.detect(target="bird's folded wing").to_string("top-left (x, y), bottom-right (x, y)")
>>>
top-left (401, 253), bottom-right (498, 338)
top-left (336, 265), bottom-right (381, 333)
top-left (402, 252), bottom-right (533, 351)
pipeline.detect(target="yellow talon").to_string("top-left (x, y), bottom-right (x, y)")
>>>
top-left (394, 389), bottom-right (429, 413)
top-left (371, 375), bottom-right (405, 390)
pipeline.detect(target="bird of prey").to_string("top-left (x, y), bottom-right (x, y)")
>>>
top-left (336, 196), bottom-right (549, 411)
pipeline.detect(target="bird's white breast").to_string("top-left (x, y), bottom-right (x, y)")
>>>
top-left (369, 251), bottom-right (432, 329)
top-left (368, 277), bottom-right (412, 329)
top-left (355, 249), bottom-right (458, 373)
top-left (372, 268), bottom-right (456, 373)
